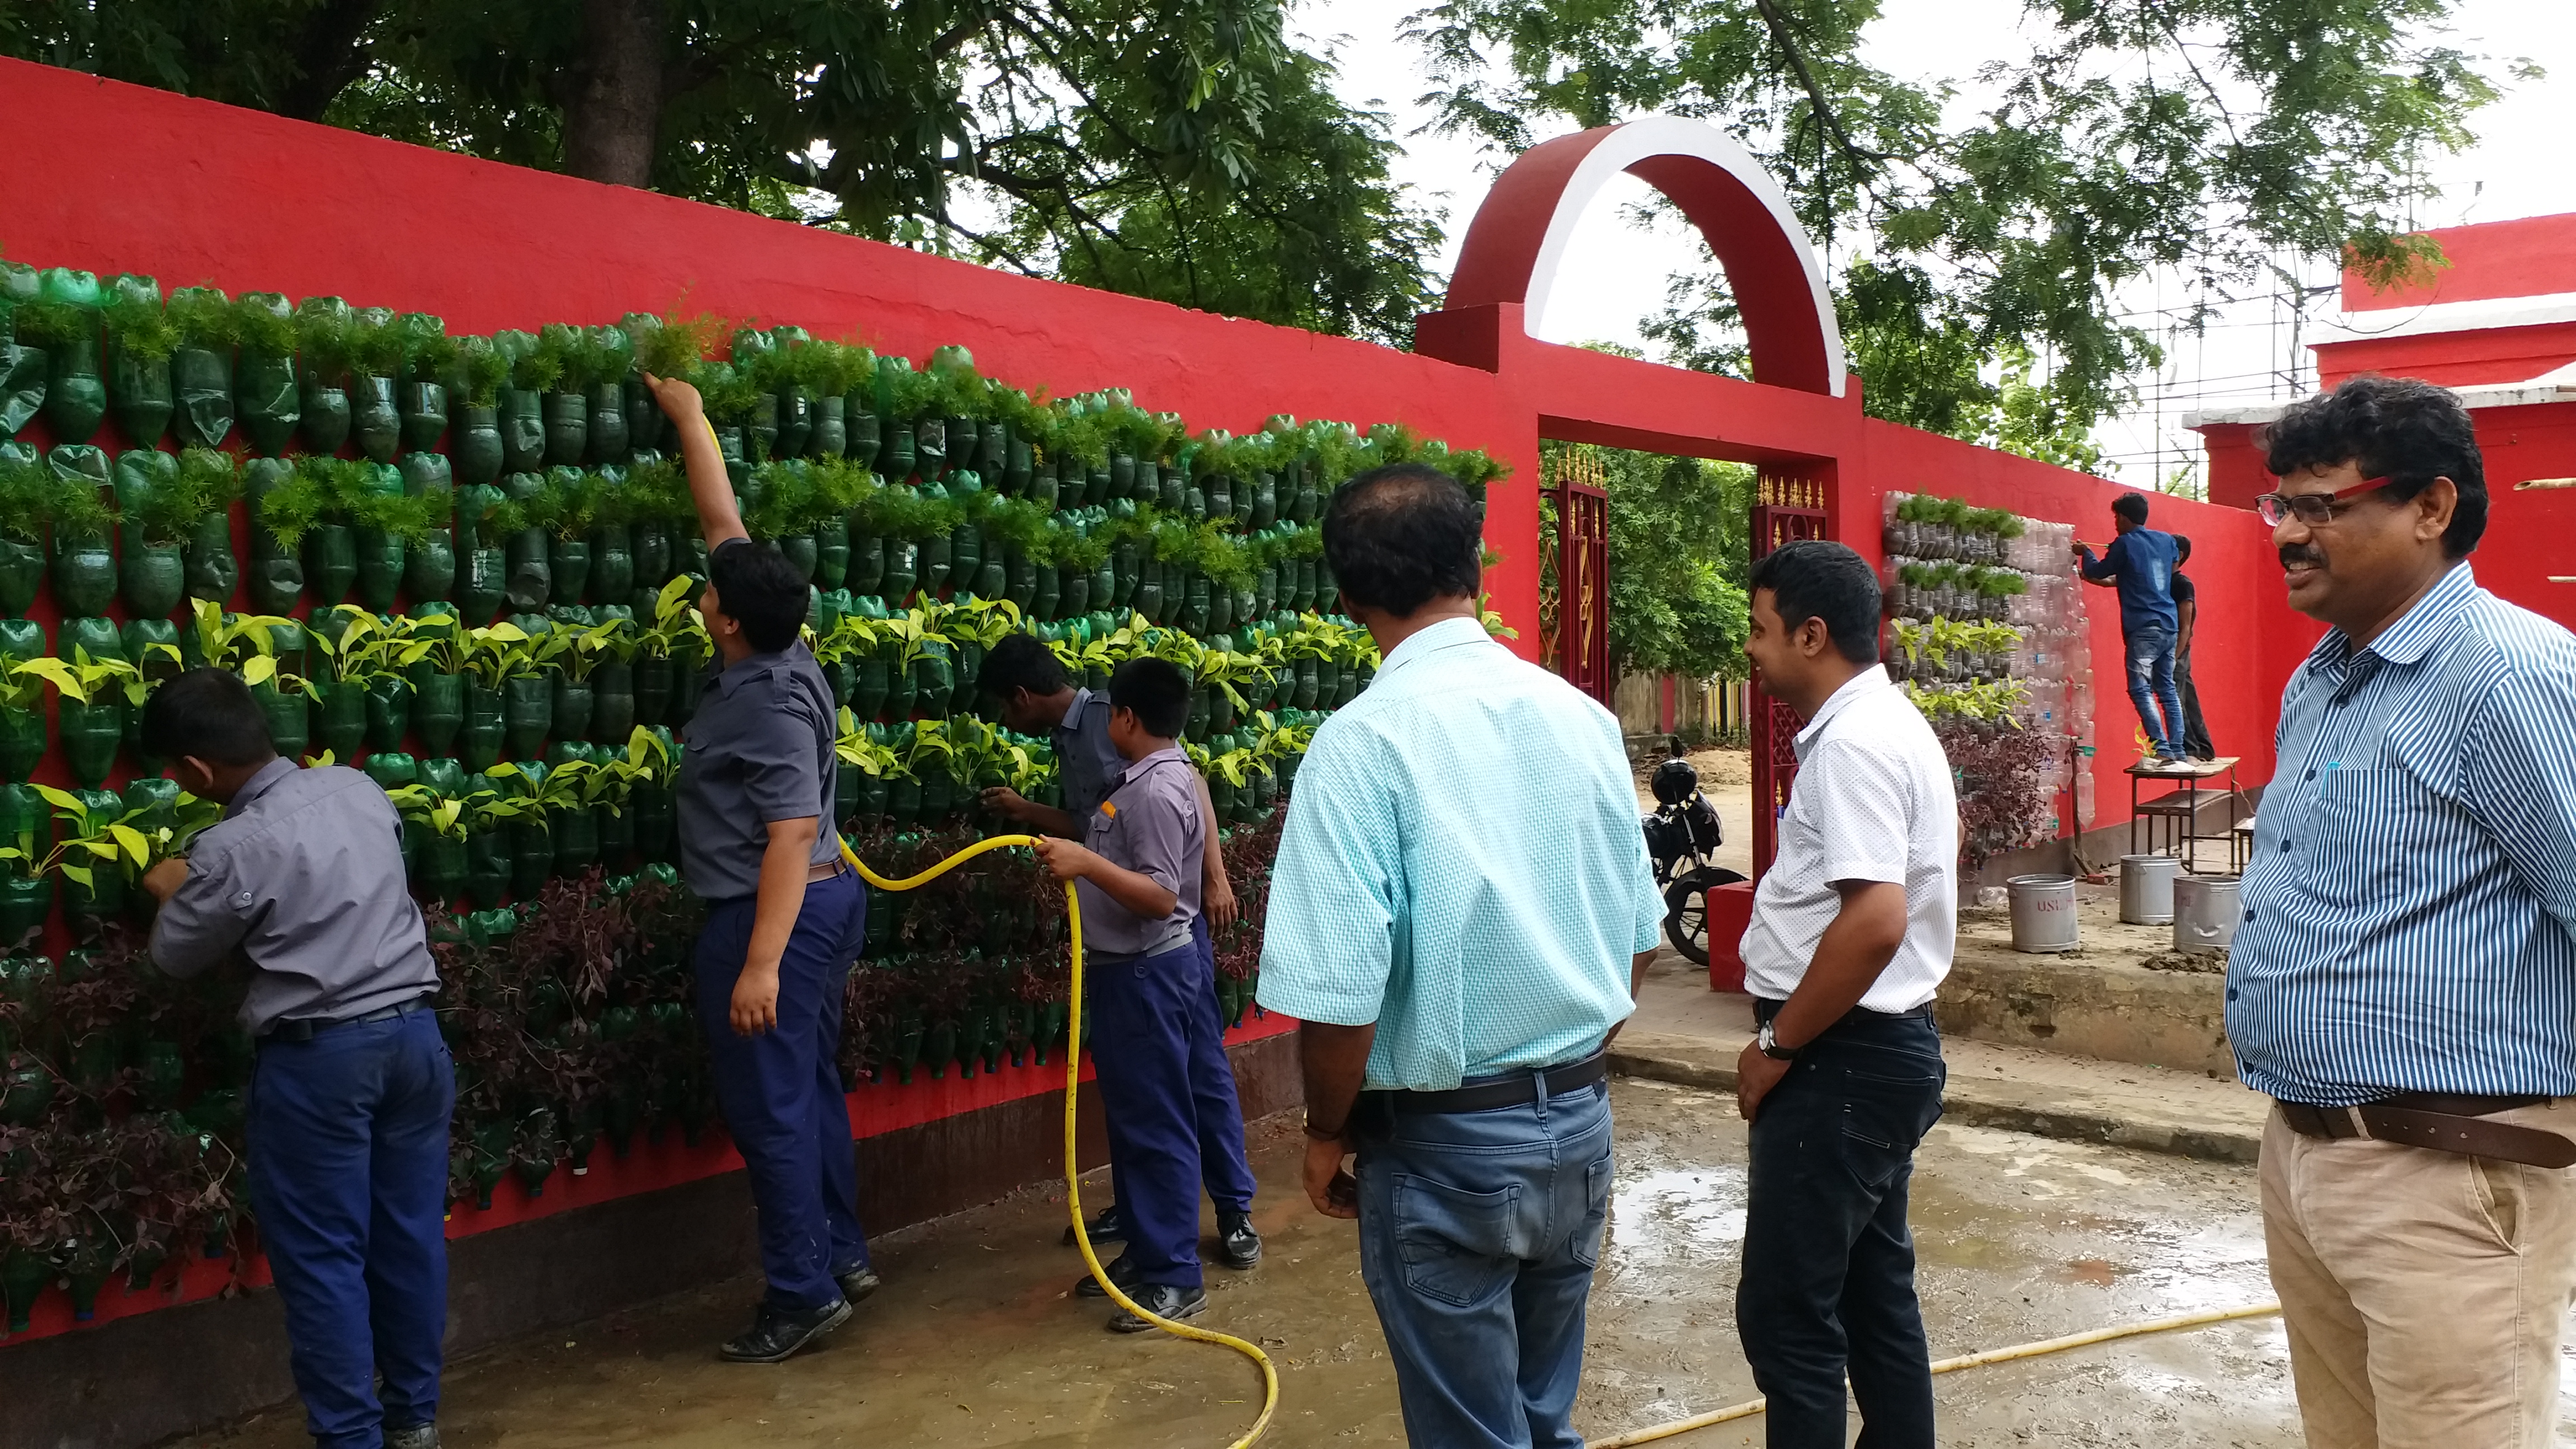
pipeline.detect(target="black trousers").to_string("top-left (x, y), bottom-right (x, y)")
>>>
top-left (1736, 1003), bottom-right (1945, 1449)
top-left (2175, 647), bottom-right (2215, 758)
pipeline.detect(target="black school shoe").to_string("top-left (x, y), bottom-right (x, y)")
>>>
top-left (384, 1425), bottom-right (440, 1449)
top-left (1074, 1252), bottom-right (1144, 1299)
top-left (835, 1265), bottom-right (882, 1306)
top-left (1062, 1202), bottom-right (1127, 1247)
top-left (719, 1296), bottom-right (853, 1363)
top-left (1215, 1212), bottom-right (1261, 1270)
top-left (1107, 1282), bottom-right (1208, 1334)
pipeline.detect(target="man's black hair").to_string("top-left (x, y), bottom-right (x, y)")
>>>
top-left (707, 538), bottom-right (809, 652)
top-left (1748, 540), bottom-right (1881, 666)
top-left (977, 632), bottom-right (1070, 702)
top-left (1107, 656), bottom-right (1190, 739)
top-left (2260, 373), bottom-right (2487, 558)
top-left (142, 669), bottom-right (277, 766)
top-left (1321, 463), bottom-right (1482, 618)
top-left (2174, 534), bottom-right (2194, 564)
top-left (2112, 492), bottom-right (2151, 527)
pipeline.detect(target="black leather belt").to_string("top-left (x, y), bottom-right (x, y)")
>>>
top-left (263, 996), bottom-right (432, 1044)
top-left (1372, 1050), bottom-right (1610, 1117)
top-left (2276, 1093), bottom-right (2576, 1168)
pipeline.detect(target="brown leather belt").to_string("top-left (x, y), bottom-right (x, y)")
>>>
top-left (805, 856), bottom-right (849, 884)
top-left (2276, 1094), bottom-right (2576, 1168)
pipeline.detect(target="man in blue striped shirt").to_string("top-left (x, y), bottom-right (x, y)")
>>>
top-left (2233, 374), bottom-right (2576, 1449)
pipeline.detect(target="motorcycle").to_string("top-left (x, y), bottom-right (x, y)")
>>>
top-left (1642, 751), bottom-right (1746, 965)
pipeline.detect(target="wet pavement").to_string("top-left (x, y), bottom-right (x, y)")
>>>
top-left (179, 1076), bottom-right (2361, 1448)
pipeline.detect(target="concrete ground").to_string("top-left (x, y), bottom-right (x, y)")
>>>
top-left (183, 1081), bottom-right (2318, 1449)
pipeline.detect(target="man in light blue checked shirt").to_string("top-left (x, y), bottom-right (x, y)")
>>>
top-left (1259, 463), bottom-right (1663, 1449)
top-left (2234, 374), bottom-right (2576, 1449)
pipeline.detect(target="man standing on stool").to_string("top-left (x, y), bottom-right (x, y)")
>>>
top-left (1733, 541), bottom-right (1955, 1449)
top-left (2236, 375), bottom-right (2576, 1448)
top-left (2076, 491), bottom-right (2192, 773)
top-left (646, 371), bottom-right (877, 1363)
top-left (1029, 656), bottom-right (1249, 1329)
top-left (976, 635), bottom-right (1259, 1271)
top-left (140, 669), bottom-right (453, 1449)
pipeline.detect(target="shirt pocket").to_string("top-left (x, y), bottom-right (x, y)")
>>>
top-left (2304, 767), bottom-right (2450, 909)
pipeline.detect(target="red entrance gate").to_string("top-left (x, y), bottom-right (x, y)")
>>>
top-left (1542, 449), bottom-right (1613, 706)
top-left (1748, 473), bottom-right (1830, 872)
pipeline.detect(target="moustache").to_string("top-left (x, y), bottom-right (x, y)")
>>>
top-left (2280, 546), bottom-right (2325, 570)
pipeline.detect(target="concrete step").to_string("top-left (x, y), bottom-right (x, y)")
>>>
top-left (1609, 1030), bottom-right (2268, 1163)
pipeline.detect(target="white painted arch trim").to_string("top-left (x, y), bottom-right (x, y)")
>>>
top-left (1525, 116), bottom-right (1848, 398)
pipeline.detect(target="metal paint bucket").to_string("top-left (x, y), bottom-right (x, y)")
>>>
top-left (2173, 875), bottom-right (2243, 954)
top-left (2119, 854), bottom-right (2181, 926)
top-left (2006, 873), bottom-right (2080, 954)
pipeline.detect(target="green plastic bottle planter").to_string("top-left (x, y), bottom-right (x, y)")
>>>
top-left (551, 674), bottom-right (594, 745)
top-left (33, 269), bottom-right (107, 444)
top-left (547, 534), bottom-right (590, 608)
top-left (543, 391), bottom-right (586, 466)
top-left (299, 372), bottom-right (351, 455)
top-left (589, 525), bottom-right (633, 603)
top-left (458, 546), bottom-right (506, 627)
top-left (510, 820), bottom-right (552, 899)
top-left (463, 826), bottom-right (508, 909)
top-left (401, 378), bottom-right (448, 454)
top-left (0, 535), bottom-right (40, 623)
top-left (503, 676), bottom-right (552, 760)
top-left (347, 374), bottom-right (398, 463)
top-left (246, 531), bottom-right (302, 615)
top-left (252, 681), bottom-right (309, 761)
top-left (405, 528), bottom-right (456, 603)
top-left (361, 674), bottom-right (413, 752)
top-left (810, 395), bottom-right (846, 460)
top-left (452, 404), bottom-right (503, 486)
top-left (0, 710), bottom-right (42, 783)
top-left (586, 381), bottom-right (628, 463)
top-left (51, 525), bottom-right (115, 619)
top-left (778, 533), bottom-right (818, 585)
top-left (108, 320), bottom-right (174, 450)
top-left (590, 660), bottom-right (634, 743)
top-left (629, 654), bottom-right (673, 730)
top-left (184, 513), bottom-right (238, 607)
top-left (411, 672), bottom-right (462, 756)
top-left (293, 522), bottom-right (352, 608)
top-left (500, 390), bottom-right (544, 473)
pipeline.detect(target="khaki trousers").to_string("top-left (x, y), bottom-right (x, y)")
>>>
top-left (2260, 1101), bottom-right (2576, 1449)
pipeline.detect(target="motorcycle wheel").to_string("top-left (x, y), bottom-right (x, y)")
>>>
top-left (1663, 865), bottom-right (1749, 966)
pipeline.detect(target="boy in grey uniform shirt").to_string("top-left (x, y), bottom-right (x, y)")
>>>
top-left (139, 669), bottom-right (452, 1449)
top-left (1032, 657), bottom-right (1256, 1329)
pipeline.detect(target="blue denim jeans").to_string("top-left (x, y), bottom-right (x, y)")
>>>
top-left (247, 1005), bottom-right (454, 1449)
top-left (1736, 1007), bottom-right (1945, 1449)
top-left (2123, 623), bottom-right (2186, 759)
top-left (1355, 1076), bottom-right (1613, 1449)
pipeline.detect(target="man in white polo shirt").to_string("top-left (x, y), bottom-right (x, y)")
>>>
top-left (1732, 539), bottom-right (1957, 1449)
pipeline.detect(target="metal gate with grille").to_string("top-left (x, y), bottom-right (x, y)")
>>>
top-left (1542, 451), bottom-right (1613, 707)
top-left (1750, 473), bottom-right (1830, 875)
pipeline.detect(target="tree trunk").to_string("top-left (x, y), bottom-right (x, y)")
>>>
top-left (562, 0), bottom-right (666, 187)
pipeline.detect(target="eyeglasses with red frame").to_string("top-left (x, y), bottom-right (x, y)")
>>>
top-left (2254, 475), bottom-right (2394, 527)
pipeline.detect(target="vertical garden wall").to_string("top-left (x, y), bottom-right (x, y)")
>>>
top-left (0, 261), bottom-right (1507, 1347)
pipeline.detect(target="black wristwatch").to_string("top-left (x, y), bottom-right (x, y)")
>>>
top-left (1756, 1021), bottom-right (1800, 1061)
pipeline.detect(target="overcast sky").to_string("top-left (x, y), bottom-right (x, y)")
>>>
top-left (1291, 0), bottom-right (2576, 488)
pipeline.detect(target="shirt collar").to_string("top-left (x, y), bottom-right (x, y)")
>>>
top-left (1110, 744), bottom-right (1187, 789)
top-left (1375, 615), bottom-right (1493, 678)
top-left (711, 641), bottom-right (802, 698)
top-left (1794, 667), bottom-right (1896, 753)
top-left (2304, 562), bottom-right (2478, 676)
top-left (225, 757), bottom-right (300, 818)
top-left (1057, 688), bottom-right (1100, 737)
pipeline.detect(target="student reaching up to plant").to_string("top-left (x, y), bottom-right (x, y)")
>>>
top-left (136, 667), bottom-right (452, 1449)
top-left (1028, 655), bottom-right (1257, 1330)
top-left (642, 370), bottom-right (877, 1364)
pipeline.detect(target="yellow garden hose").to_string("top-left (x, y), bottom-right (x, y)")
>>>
top-left (840, 839), bottom-right (2270, 1449)
top-left (840, 834), bottom-right (1281, 1448)
top-left (1584, 1300), bottom-right (2283, 1447)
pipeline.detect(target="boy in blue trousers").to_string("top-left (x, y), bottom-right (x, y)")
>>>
top-left (1032, 656), bottom-right (1258, 1329)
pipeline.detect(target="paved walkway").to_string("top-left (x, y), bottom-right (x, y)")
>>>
top-left (1619, 950), bottom-right (2271, 1161)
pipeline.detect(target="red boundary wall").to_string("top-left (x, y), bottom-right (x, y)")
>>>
top-left (0, 61), bottom-right (2307, 1347)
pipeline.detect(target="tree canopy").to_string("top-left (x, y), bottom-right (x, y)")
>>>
top-left (1408, 0), bottom-right (2524, 464)
top-left (0, 0), bottom-right (1441, 344)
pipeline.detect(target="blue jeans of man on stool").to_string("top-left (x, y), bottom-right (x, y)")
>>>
top-left (247, 1001), bottom-right (454, 1449)
top-left (694, 870), bottom-right (872, 1312)
top-left (1091, 935), bottom-right (1243, 1296)
top-left (1737, 1001), bottom-right (1946, 1448)
top-left (1353, 1068), bottom-right (1613, 1449)
top-left (2124, 623), bottom-right (2188, 760)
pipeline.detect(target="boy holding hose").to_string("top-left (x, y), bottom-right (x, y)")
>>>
top-left (1030, 656), bottom-right (1249, 1330)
